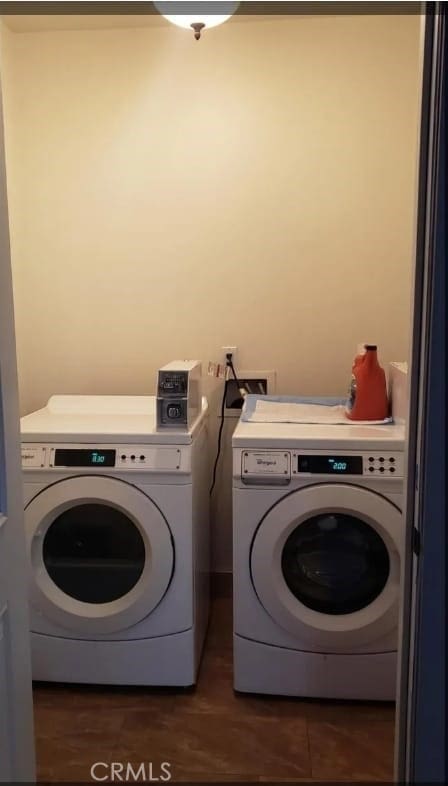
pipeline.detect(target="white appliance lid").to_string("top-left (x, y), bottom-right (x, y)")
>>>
top-left (21, 395), bottom-right (208, 445)
top-left (232, 419), bottom-right (406, 451)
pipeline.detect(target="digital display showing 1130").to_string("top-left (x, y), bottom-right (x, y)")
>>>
top-left (297, 455), bottom-right (363, 475)
top-left (54, 449), bottom-right (116, 468)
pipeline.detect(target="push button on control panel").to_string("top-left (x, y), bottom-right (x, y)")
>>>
top-left (117, 448), bottom-right (182, 471)
top-left (119, 452), bottom-right (140, 464)
top-left (167, 404), bottom-right (182, 419)
top-left (364, 453), bottom-right (402, 476)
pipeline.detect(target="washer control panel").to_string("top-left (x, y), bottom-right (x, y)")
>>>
top-left (21, 444), bottom-right (187, 473)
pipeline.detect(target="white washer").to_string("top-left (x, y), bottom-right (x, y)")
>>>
top-left (21, 395), bottom-right (210, 686)
top-left (232, 418), bottom-right (406, 700)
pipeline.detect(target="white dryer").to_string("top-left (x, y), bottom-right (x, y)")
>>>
top-left (232, 418), bottom-right (406, 700)
top-left (21, 395), bottom-right (209, 686)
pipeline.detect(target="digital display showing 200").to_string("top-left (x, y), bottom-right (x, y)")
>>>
top-left (54, 449), bottom-right (116, 468)
top-left (297, 455), bottom-right (363, 475)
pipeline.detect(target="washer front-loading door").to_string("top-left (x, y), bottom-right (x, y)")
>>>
top-left (25, 476), bottom-right (174, 635)
top-left (250, 484), bottom-right (402, 651)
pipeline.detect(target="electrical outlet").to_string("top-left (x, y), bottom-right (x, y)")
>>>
top-left (222, 345), bottom-right (237, 366)
top-left (222, 370), bottom-right (276, 417)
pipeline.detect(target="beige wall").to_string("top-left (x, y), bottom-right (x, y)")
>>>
top-left (1, 14), bottom-right (421, 570)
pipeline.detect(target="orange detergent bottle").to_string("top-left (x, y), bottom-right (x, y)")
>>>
top-left (346, 344), bottom-right (389, 421)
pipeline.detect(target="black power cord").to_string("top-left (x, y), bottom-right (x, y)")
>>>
top-left (227, 356), bottom-right (244, 394)
top-left (209, 378), bottom-right (228, 496)
top-left (209, 353), bottom-right (245, 497)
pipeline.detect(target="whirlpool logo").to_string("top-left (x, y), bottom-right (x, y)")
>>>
top-left (256, 458), bottom-right (277, 467)
top-left (91, 762), bottom-right (172, 782)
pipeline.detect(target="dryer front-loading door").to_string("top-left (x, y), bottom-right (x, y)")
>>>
top-left (25, 476), bottom-right (174, 635)
top-left (250, 484), bottom-right (402, 651)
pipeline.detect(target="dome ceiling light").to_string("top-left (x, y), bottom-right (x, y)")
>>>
top-left (154, 1), bottom-right (240, 40)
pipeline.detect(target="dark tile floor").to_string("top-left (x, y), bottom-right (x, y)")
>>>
top-left (33, 597), bottom-right (395, 782)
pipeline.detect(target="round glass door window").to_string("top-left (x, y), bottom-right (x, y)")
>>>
top-left (281, 513), bottom-right (390, 615)
top-left (43, 504), bottom-right (146, 604)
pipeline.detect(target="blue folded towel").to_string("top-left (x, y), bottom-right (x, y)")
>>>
top-left (241, 395), bottom-right (393, 425)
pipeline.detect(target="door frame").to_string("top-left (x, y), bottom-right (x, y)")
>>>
top-left (396, 4), bottom-right (447, 781)
top-left (0, 46), bottom-right (36, 782)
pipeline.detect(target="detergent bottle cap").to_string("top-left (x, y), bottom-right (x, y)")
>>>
top-left (365, 344), bottom-right (378, 351)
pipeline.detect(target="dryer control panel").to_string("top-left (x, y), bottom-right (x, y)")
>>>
top-left (293, 451), bottom-right (404, 477)
top-left (240, 449), bottom-right (404, 483)
top-left (21, 444), bottom-right (190, 473)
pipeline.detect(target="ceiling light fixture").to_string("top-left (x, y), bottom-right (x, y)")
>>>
top-left (154, 1), bottom-right (240, 40)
